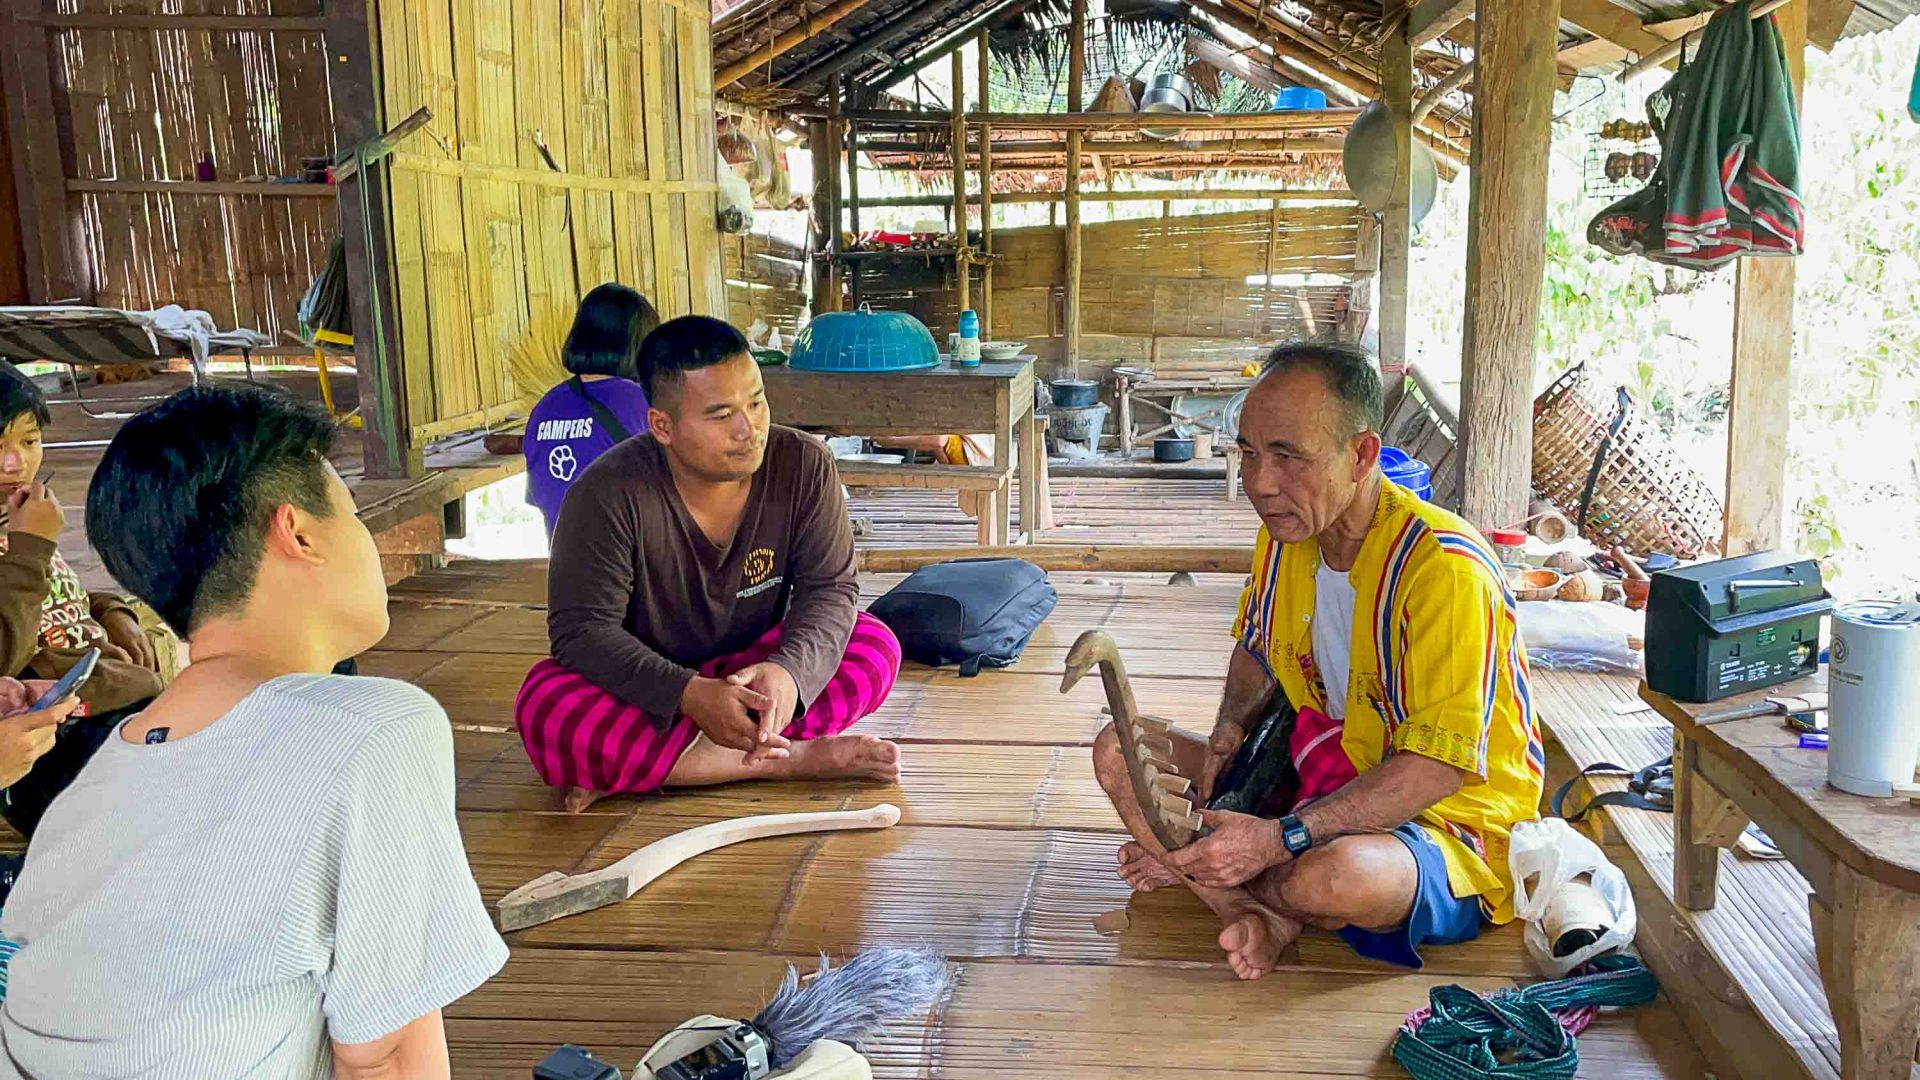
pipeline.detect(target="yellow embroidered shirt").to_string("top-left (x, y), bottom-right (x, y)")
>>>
top-left (1232, 479), bottom-right (1544, 922)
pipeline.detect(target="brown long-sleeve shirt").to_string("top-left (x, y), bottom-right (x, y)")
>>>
top-left (0, 532), bottom-right (164, 715)
top-left (546, 425), bottom-right (859, 722)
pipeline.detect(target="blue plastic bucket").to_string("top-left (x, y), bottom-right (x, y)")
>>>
top-left (1272, 86), bottom-right (1328, 111)
top-left (1379, 446), bottom-right (1432, 501)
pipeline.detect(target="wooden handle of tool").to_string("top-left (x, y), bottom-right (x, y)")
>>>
top-left (610, 803), bottom-right (901, 892)
top-left (498, 804), bottom-right (901, 930)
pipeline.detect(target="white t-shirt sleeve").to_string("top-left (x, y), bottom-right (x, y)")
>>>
top-left (319, 691), bottom-right (508, 1046)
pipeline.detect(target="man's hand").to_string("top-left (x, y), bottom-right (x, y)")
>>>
top-left (1161, 808), bottom-right (1286, 888)
top-left (726, 661), bottom-right (799, 765)
top-left (680, 675), bottom-right (791, 761)
top-left (6, 482), bottom-right (64, 542)
top-left (1196, 721), bottom-right (1246, 803)
top-left (101, 610), bottom-right (158, 672)
top-left (0, 677), bottom-right (76, 788)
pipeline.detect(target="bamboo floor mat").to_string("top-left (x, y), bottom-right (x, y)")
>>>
top-left (371, 570), bottom-right (1708, 1078)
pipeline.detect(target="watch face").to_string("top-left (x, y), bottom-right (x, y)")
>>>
top-left (1283, 821), bottom-right (1310, 854)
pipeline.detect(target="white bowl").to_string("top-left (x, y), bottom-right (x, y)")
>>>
top-left (980, 340), bottom-right (1026, 360)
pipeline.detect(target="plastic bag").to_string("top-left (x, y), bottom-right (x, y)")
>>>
top-left (1508, 817), bottom-right (1638, 977)
top-left (1517, 600), bottom-right (1644, 674)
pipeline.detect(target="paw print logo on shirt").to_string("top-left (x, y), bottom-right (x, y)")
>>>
top-left (548, 444), bottom-right (578, 482)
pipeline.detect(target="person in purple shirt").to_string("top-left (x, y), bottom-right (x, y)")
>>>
top-left (524, 283), bottom-right (661, 535)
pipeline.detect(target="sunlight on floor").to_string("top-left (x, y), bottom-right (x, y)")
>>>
top-left (447, 475), bottom-right (550, 561)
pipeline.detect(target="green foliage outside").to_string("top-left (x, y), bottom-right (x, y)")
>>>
top-left (1409, 18), bottom-right (1920, 600)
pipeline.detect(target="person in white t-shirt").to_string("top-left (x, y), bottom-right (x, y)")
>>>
top-left (0, 385), bottom-right (507, 1079)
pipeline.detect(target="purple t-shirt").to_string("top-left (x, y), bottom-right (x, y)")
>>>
top-left (524, 377), bottom-right (651, 534)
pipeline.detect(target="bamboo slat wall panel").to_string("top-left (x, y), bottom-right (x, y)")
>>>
top-left (873, 207), bottom-right (1364, 372)
top-left (723, 231), bottom-right (806, 337)
top-left (375, 0), bottom-right (723, 443)
top-left (46, 3), bottom-right (335, 338)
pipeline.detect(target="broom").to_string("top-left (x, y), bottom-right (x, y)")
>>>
top-left (505, 305), bottom-right (574, 400)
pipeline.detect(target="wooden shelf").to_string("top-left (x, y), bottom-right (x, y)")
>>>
top-left (827, 247), bottom-right (959, 261)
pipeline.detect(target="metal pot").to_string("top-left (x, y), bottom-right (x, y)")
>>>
top-left (1139, 72), bottom-right (1193, 140)
top-left (1342, 100), bottom-right (1440, 226)
top-left (1154, 436), bottom-right (1195, 463)
top-left (1049, 378), bottom-right (1100, 409)
top-left (1146, 72), bottom-right (1194, 106)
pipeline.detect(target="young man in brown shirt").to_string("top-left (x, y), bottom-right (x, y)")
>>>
top-left (517, 315), bottom-right (904, 812)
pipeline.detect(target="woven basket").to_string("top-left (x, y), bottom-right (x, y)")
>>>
top-left (1531, 364), bottom-right (1722, 559)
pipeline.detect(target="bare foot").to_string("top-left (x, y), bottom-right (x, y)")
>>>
top-left (1116, 841), bottom-right (1181, 892)
top-left (780, 735), bottom-right (901, 783)
top-left (564, 786), bottom-right (608, 814)
top-left (1216, 900), bottom-right (1300, 980)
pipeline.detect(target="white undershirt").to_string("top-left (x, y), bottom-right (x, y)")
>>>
top-left (1312, 559), bottom-right (1357, 719)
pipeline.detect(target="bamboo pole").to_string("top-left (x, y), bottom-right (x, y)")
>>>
top-left (858, 134), bottom-right (1349, 155)
top-left (824, 76), bottom-right (845, 310)
top-left (795, 107), bottom-right (1362, 131)
top-left (978, 27), bottom-right (994, 339)
top-left (1065, 0), bottom-right (1085, 378)
top-left (952, 48), bottom-right (970, 318)
top-left (714, 0), bottom-right (877, 88)
top-left (1619, 0), bottom-right (1793, 82)
top-left (1378, 9), bottom-right (1413, 373)
top-left (853, 188), bottom-right (1357, 208)
top-left (843, 77), bottom-right (864, 307)
top-left (1264, 198), bottom-right (1280, 335)
top-left (855, 545), bottom-right (1256, 575)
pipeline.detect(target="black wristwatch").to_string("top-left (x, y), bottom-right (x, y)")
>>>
top-left (1277, 813), bottom-right (1313, 857)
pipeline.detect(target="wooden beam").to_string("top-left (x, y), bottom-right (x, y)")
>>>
top-left (856, 545), bottom-right (1256, 574)
top-left (813, 106), bottom-right (1363, 132)
top-left (31, 11), bottom-right (326, 30)
top-left (1723, 0), bottom-right (1805, 556)
top-left (852, 188), bottom-right (1356, 208)
top-left (715, 0), bottom-right (877, 88)
top-left (1378, 7), bottom-right (1413, 373)
top-left (1807, 0), bottom-right (1853, 49)
top-left (1619, 0), bottom-right (1793, 83)
top-left (1458, 0), bottom-right (1559, 532)
top-left (951, 48), bottom-right (970, 317)
top-left (326, 0), bottom-right (411, 477)
top-left (1408, 0), bottom-right (1475, 48)
top-left (1412, 60), bottom-right (1473, 124)
top-left (2, 0), bottom-right (77, 303)
top-left (866, 133), bottom-right (1349, 157)
top-left (1064, 0), bottom-right (1084, 375)
top-left (978, 27), bottom-right (994, 339)
top-left (808, 119), bottom-right (837, 312)
top-left (1186, 0), bottom-right (1472, 160)
top-left (65, 179), bottom-right (337, 198)
top-left (1560, 0), bottom-right (1678, 73)
top-left (1346, 212), bottom-right (1379, 342)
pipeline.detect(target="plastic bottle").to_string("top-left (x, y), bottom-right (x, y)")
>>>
top-left (1909, 42), bottom-right (1920, 123)
top-left (955, 309), bottom-right (981, 367)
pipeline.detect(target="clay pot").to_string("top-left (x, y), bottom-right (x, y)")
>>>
top-left (1623, 577), bottom-right (1650, 610)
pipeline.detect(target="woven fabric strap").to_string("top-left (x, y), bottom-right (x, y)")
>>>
top-left (1391, 955), bottom-right (1660, 1080)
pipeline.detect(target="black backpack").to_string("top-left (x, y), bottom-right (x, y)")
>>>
top-left (867, 558), bottom-right (1057, 676)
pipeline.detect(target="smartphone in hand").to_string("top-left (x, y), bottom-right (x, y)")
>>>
top-left (36, 647), bottom-right (100, 723)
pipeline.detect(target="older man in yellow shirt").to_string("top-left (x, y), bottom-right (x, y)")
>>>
top-left (1092, 340), bottom-right (1542, 980)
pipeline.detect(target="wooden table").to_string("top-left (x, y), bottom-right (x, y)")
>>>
top-left (1644, 671), bottom-right (1920, 1080)
top-left (760, 359), bottom-right (1039, 544)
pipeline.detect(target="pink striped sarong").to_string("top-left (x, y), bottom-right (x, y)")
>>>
top-left (514, 612), bottom-right (902, 794)
top-left (1290, 704), bottom-right (1360, 809)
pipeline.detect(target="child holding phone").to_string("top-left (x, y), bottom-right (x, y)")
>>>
top-left (0, 365), bottom-right (173, 839)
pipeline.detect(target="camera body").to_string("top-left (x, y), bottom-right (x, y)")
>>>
top-left (533, 1044), bottom-right (621, 1080)
top-left (655, 1023), bottom-right (771, 1080)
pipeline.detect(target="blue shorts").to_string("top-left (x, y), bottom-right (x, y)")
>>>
top-left (1337, 821), bottom-right (1485, 969)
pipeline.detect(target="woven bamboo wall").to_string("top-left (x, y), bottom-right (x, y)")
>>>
top-left (42, 3), bottom-right (335, 338)
top-left (723, 229), bottom-right (807, 339)
top-left (876, 205), bottom-right (1366, 373)
top-left (374, 0), bottom-right (724, 442)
